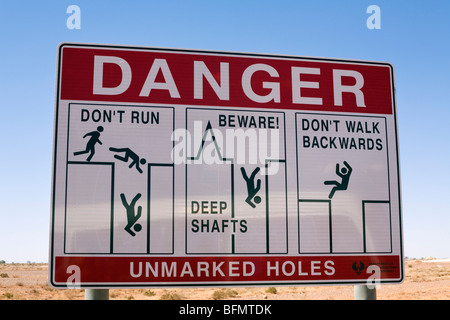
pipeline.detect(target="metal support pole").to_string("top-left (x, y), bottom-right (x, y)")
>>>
top-left (85, 289), bottom-right (109, 300)
top-left (354, 285), bottom-right (376, 300)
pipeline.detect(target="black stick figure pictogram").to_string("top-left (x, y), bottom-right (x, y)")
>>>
top-left (241, 167), bottom-right (262, 208)
top-left (324, 161), bottom-right (352, 199)
top-left (73, 126), bottom-right (104, 162)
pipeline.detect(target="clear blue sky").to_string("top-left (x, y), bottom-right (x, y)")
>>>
top-left (0, 0), bottom-right (449, 262)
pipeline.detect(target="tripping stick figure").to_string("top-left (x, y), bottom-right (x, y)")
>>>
top-left (73, 126), bottom-right (104, 162)
top-left (109, 147), bottom-right (147, 173)
top-left (121, 193), bottom-right (142, 237)
top-left (241, 167), bottom-right (262, 208)
top-left (324, 161), bottom-right (352, 199)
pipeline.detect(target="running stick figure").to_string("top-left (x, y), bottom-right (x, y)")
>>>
top-left (73, 126), bottom-right (104, 162)
top-left (324, 161), bottom-right (352, 199)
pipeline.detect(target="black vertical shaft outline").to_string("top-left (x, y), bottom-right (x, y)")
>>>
top-left (147, 163), bottom-right (175, 254)
top-left (298, 199), bottom-right (332, 253)
top-left (264, 159), bottom-right (287, 254)
top-left (362, 200), bottom-right (391, 253)
top-left (64, 161), bottom-right (115, 254)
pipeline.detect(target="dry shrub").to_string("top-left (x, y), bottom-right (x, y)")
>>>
top-left (211, 288), bottom-right (238, 300)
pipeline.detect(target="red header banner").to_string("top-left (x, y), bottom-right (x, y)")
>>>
top-left (59, 46), bottom-right (394, 114)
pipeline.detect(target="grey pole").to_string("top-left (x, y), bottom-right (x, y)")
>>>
top-left (354, 285), bottom-right (376, 300)
top-left (85, 289), bottom-right (109, 300)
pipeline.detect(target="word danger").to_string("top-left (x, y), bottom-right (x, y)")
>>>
top-left (93, 55), bottom-right (367, 107)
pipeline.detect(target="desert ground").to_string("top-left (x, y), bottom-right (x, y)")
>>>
top-left (0, 258), bottom-right (449, 300)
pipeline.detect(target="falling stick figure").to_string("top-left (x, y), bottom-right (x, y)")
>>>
top-left (109, 147), bottom-right (147, 174)
top-left (73, 126), bottom-right (104, 162)
top-left (241, 167), bottom-right (262, 208)
top-left (121, 193), bottom-right (142, 237)
top-left (324, 161), bottom-right (352, 199)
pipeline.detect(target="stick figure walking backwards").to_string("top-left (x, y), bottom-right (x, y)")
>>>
top-left (121, 193), bottom-right (142, 237)
top-left (241, 167), bottom-right (262, 208)
top-left (73, 126), bottom-right (104, 162)
top-left (324, 161), bottom-right (352, 199)
top-left (109, 147), bottom-right (147, 174)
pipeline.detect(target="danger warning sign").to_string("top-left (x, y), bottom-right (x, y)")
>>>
top-left (49, 43), bottom-right (403, 288)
